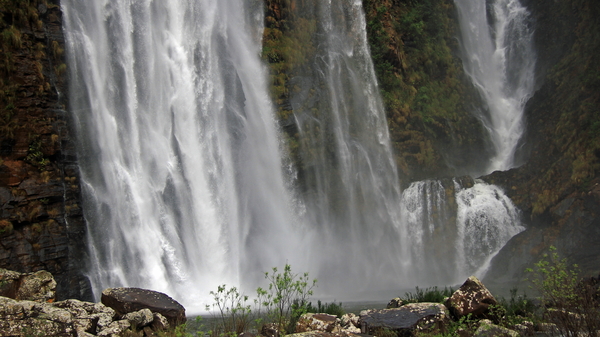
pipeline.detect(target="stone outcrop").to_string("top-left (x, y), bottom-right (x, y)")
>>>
top-left (473, 320), bottom-right (519, 337)
top-left (101, 287), bottom-right (186, 327)
top-left (0, 289), bottom-right (181, 336)
top-left (0, 268), bottom-right (56, 302)
top-left (445, 276), bottom-right (497, 320)
top-left (360, 303), bottom-right (449, 336)
top-left (296, 313), bottom-right (340, 333)
top-left (0, 0), bottom-right (90, 301)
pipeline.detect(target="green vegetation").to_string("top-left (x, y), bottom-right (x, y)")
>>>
top-left (305, 300), bottom-right (345, 318)
top-left (401, 286), bottom-right (454, 305)
top-left (362, 0), bottom-right (485, 179)
top-left (526, 246), bottom-right (600, 336)
top-left (203, 264), bottom-right (317, 337)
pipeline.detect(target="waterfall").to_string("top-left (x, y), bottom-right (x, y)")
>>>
top-left (288, 0), bottom-right (408, 293)
top-left (62, 0), bottom-right (528, 309)
top-left (454, 0), bottom-right (536, 172)
top-left (63, 0), bottom-right (300, 310)
top-left (401, 178), bottom-right (524, 285)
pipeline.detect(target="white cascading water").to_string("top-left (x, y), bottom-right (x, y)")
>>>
top-left (288, 0), bottom-right (409, 294)
top-left (62, 0), bottom-right (301, 310)
top-left (454, 0), bottom-right (536, 172)
top-left (61, 0), bottom-right (531, 309)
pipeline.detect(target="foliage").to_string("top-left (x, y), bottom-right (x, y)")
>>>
top-left (402, 286), bottom-right (454, 304)
top-left (205, 285), bottom-right (253, 336)
top-left (0, 219), bottom-right (13, 236)
top-left (305, 300), bottom-right (345, 318)
top-left (204, 264), bottom-right (317, 336)
top-left (526, 246), bottom-right (600, 337)
top-left (361, 0), bottom-right (485, 179)
top-left (257, 264), bottom-right (317, 333)
top-left (26, 139), bottom-right (50, 168)
top-left (498, 288), bottom-right (536, 320)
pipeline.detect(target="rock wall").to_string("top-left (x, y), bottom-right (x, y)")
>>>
top-left (483, 0), bottom-right (600, 287)
top-left (0, 0), bottom-right (90, 300)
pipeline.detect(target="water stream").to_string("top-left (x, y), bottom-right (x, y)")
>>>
top-left (454, 0), bottom-right (536, 172)
top-left (62, 0), bottom-right (530, 309)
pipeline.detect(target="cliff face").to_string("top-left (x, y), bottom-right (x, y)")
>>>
top-left (0, 0), bottom-right (90, 300)
top-left (361, 0), bottom-right (492, 182)
top-left (483, 0), bottom-right (600, 285)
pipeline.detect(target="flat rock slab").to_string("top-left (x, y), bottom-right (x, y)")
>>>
top-left (101, 288), bottom-right (185, 326)
top-left (360, 303), bottom-right (448, 335)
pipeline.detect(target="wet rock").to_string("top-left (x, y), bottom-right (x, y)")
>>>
top-left (17, 270), bottom-right (57, 302)
top-left (123, 308), bottom-right (154, 328)
top-left (340, 313), bottom-right (361, 333)
top-left (0, 269), bottom-right (57, 302)
top-left (473, 320), bottom-right (519, 337)
top-left (296, 313), bottom-right (339, 333)
top-left (96, 319), bottom-right (130, 337)
top-left (151, 312), bottom-right (170, 331)
top-left (101, 287), bottom-right (186, 326)
top-left (261, 322), bottom-right (281, 337)
top-left (387, 297), bottom-right (403, 309)
top-left (360, 302), bottom-right (449, 336)
top-left (445, 276), bottom-right (497, 319)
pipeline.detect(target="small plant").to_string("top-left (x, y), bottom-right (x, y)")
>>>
top-left (0, 219), bottom-right (13, 236)
top-left (26, 139), bottom-right (49, 168)
top-left (403, 286), bottom-right (454, 304)
top-left (205, 284), bottom-right (252, 336)
top-left (305, 300), bottom-right (345, 318)
top-left (526, 246), bottom-right (600, 337)
top-left (257, 264), bottom-right (317, 333)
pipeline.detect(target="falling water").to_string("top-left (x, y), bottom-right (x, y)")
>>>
top-left (287, 0), bottom-right (409, 294)
top-left (63, 0), bottom-right (300, 309)
top-left (454, 0), bottom-right (536, 172)
top-left (401, 178), bottom-right (524, 285)
top-left (62, 0), bottom-right (529, 308)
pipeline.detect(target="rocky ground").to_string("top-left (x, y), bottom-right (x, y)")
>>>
top-left (3, 268), bottom-right (598, 337)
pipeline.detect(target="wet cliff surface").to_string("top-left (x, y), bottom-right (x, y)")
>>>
top-left (483, 0), bottom-right (600, 286)
top-left (0, 0), bottom-right (90, 300)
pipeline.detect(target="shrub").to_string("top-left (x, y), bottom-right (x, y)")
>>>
top-left (257, 264), bottom-right (317, 333)
top-left (402, 286), bottom-right (454, 304)
top-left (526, 246), bottom-right (600, 337)
top-left (205, 284), bottom-right (252, 336)
top-left (305, 300), bottom-right (345, 318)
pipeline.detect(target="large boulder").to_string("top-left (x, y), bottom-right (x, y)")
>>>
top-left (0, 269), bottom-right (56, 302)
top-left (445, 276), bottom-right (497, 319)
top-left (101, 287), bottom-right (186, 326)
top-left (360, 303), bottom-right (449, 336)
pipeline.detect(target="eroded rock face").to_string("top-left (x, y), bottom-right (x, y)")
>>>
top-left (360, 303), bottom-right (449, 336)
top-left (0, 293), bottom-right (178, 336)
top-left (445, 276), bottom-right (497, 319)
top-left (101, 287), bottom-right (186, 327)
top-left (0, 268), bottom-right (56, 302)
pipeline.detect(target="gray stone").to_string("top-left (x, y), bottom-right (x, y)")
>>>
top-left (101, 287), bottom-right (185, 326)
top-left (97, 319), bottom-right (131, 337)
top-left (16, 270), bottom-right (57, 302)
top-left (151, 312), bottom-right (170, 331)
top-left (474, 320), bottom-right (519, 337)
top-left (296, 313), bottom-right (339, 333)
top-left (360, 302), bottom-right (449, 336)
top-left (123, 308), bottom-right (154, 328)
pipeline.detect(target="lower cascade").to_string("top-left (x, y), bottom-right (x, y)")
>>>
top-left (401, 178), bottom-right (525, 286)
top-left (62, 0), bottom-right (527, 309)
